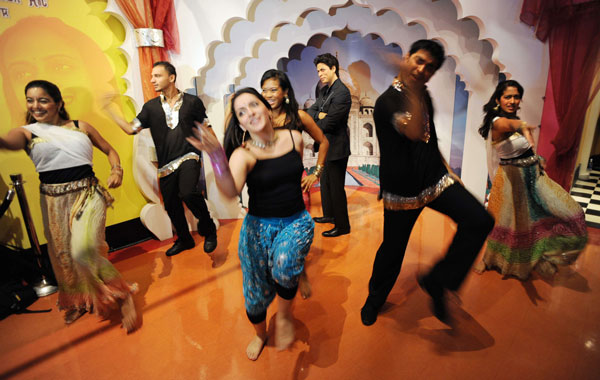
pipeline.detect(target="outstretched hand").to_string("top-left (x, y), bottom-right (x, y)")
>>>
top-left (101, 92), bottom-right (120, 110)
top-left (301, 174), bottom-right (318, 192)
top-left (186, 121), bottom-right (222, 154)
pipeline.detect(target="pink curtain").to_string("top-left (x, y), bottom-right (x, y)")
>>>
top-left (521, 0), bottom-right (600, 189)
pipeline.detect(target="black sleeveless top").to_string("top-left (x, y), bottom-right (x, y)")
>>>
top-left (246, 130), bottom-right (305, 217)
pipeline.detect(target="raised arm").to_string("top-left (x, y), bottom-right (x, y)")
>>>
top-left (389, 92), bottom-right (430, 143)
top-left (79, 121), bottom-right (123, 188)
top-left (491, 117), bottom-right (536, 144)
top-left (101, 93), bottom-right (139, 135)
top-left (186, 122), bottom-right (249, 198)
top-left (0, 127), bottom-right (29, 151)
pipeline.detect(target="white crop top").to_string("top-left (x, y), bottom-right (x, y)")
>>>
top-left (23, 122), bottom-right (93, 172)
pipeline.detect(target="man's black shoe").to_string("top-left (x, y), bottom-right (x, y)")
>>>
top-left (361, 301), bottom-right (379, 326)
top-left (418, 274), bottom-right (449, 324)
top-left (166, 239), bottom-right (195, 257)
top-left (313, 216), bottom-right (334, 224)
top-left (203, 233), bottom-right (218, 254)
top-left (322, 227), bottom-right (350, 237)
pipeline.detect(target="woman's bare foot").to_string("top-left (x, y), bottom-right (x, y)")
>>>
top-left (298, 270), bottom-right (311, 299)
top-left (275, 312), bottom-right (295, 351)
top-left (129, 282), bottom-right (139, 295)
top-left (246, 335), bottom-right (268, 360)
top-left (64, 309), bottom-right (86, 325)
top-left (120, 294), bottom-right (137, 333)
top-left (473, 260), bottom-right (486, 274)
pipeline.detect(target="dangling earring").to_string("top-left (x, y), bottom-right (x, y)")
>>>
top-left (493, 104), bottom-right (499, 111)
top-left (241, 129), bottom-right (248, 147)
top-left (285, 96), bottom-right (290, 104)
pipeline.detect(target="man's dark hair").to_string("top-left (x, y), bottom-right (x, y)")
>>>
top-left (409, 39), bottom-right (445, 70)
top-left (313, 53), bottom-right (339, 76)
top-left (153, 61), bottom-right (177, 80)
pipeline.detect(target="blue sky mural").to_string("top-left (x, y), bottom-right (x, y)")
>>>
top-left (449, 75), bottom-right (468, 177)
top-left (278, 31), bottom-right (403, 106)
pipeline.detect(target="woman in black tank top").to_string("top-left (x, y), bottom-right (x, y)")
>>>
top-left (260, 69), bottom-right (329, 299)
top-left (260, 69), bottom-right (329, 190)
top-left (187, 88), bottom-right (315, 361)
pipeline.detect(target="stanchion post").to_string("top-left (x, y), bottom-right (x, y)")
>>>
top-left (9, 174), bottom-right (57, 297)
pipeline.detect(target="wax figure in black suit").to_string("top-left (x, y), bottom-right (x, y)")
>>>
top-left (104, 61), bottom-right (217, 257)
top-left (360, 40), bottom-right (494, 326)
top-left (306, 53), bottom-right (352, 237)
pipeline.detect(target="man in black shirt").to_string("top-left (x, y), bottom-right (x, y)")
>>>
top-left (361, 40), bottom-right (494, 325)
top-left (104, 61), bottom-right (217, 257)
top-left (306, 53), bottom-right (352, 237)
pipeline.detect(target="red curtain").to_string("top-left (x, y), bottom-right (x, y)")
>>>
top-left (152, 0), bottom-right (180, 54)
top-left (521, 0), bottom-right (600, 189)
top-left (115, 0), bottom-right (180, 101)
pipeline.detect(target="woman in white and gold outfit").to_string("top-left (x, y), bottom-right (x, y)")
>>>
top-left (0, 80), bottom-right (137, 331)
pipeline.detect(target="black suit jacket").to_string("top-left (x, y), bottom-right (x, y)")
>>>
top-left (306, 78), bottom-right (351, 161)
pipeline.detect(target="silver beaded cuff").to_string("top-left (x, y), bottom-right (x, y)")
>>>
top-left (157, 152), bottom-right (200, 178)
top-left (382, 173), bottom-right (456, 210)
top-left (499, 155), bottom-right (538, 167)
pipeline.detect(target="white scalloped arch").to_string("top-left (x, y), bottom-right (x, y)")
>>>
top-left (197, 0), bottom-right (501, 200)
top-left (106, 0), bottom-right (548, 215)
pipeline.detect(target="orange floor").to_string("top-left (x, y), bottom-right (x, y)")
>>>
top-left (1, 187), bottom-right (599, 380)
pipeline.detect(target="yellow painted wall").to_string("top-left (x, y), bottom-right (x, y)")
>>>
top-left (0, 1), bottom-right (146, 248)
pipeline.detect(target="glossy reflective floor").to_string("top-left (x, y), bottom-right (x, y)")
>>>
top-left (1, 187), bottom-right (599, 379)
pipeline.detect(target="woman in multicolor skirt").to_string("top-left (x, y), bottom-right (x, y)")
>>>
top-left (186, 87), bottom-right (314, 360)
top-left (0, 80), bottom-right (137, 331)
top-left (474, 80), bottom-right (587, 280)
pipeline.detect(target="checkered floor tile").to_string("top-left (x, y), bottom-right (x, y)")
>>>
top-left (571, 169), bottom-right (600, 229)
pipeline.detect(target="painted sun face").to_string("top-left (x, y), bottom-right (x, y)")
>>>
top-left (497, 86), bottom-right (522, 114)
top-left (261, 78), bottom-right (287, 110)
top-left (26, 87), bottom-right (61, 124)
top-left (316, 63), bottom-right (336, 86)
top-left (402, 49), bottom-right (438, 88)
top-left (233, 93), bottom-right (270, 132)
top-left (2, 28), bottom-right (93, 124)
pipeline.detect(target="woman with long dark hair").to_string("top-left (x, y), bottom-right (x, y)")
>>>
top-left (474, 80), bottom-right (587, 279)
top-left (260, 69), bottom-right (329, 298)
top-left (260, 69), bottom-right (329, 188)
top-left (0, 80), bottom-right (138, 330)
top-left (188, 88), bottom-right (314, 360)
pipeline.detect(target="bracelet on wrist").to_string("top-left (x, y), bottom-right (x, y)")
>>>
top-left (208, 147), bottom-right (230, 177)
top-left (131, 118), bottom-right (142, 134)
top-left (313, 164), bottom-right (324, 178)
top-left (111, 164), bottom-right (123, 174)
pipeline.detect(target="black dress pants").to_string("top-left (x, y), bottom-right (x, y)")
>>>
top-left (366, 183), bottom-right (494, 308)
top-left (158, 160), bottom-right (216, 242)
top-left (320, 156), bottom-right (350, 230)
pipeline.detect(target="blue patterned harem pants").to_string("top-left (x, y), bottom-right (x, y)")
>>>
top-left (238, 210), bottom-right (314, 323)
